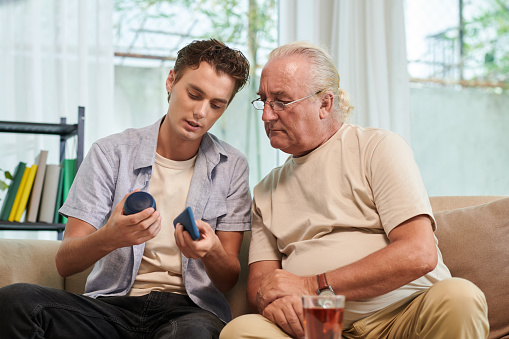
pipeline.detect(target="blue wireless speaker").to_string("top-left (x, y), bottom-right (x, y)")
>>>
top-left (124, 191), bottom-right (156, 215)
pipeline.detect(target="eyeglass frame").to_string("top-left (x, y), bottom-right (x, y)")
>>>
top-left (251, 88), bottom-right (326, 111)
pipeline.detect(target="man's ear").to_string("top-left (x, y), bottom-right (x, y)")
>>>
top-left (318, 93), bottom-right (334, 119)
top-left (166, 69), bottom-right (176, 93)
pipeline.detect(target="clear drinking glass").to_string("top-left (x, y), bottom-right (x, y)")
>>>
top-left (302, 295), bottom-right (345, 339)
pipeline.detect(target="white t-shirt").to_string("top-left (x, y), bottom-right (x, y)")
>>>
top-left (250, 124), bottom-right (451, 328)
top-left (129, 152), bottom-right (196, 296)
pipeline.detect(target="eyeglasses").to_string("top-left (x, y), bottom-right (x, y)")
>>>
top-left (251, 88), bottom-right (325, 111)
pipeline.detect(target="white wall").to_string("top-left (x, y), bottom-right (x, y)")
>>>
top-left (409, 86), bottom-right (509, 196)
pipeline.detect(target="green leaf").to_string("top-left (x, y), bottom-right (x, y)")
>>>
top-left (485, 52), bottom-right (495, 64)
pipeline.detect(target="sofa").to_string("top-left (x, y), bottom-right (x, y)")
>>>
top-left (0, 195), bottom-right (508, 338)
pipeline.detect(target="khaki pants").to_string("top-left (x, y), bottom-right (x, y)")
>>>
top-left (220, 278), bottom-right (489, 339)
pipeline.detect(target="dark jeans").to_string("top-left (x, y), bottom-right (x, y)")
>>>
top-left (0, 283), bottom-right (224, 339)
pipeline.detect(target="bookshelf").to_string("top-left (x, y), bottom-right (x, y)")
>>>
top-left (0, 106), bottom-right (85, 240)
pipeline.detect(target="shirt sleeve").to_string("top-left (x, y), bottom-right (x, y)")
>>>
top-left (367, 132), bottom-right (435, 234)
top-left (248, 192), bottom-right (282, 264)
top-left (215, 154), bottom-right (252, 232)
top-left (59, 142), bottom-right (117, 229)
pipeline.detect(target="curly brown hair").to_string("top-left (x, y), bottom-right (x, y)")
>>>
top-left (169, 39), bottom-right (250, 103)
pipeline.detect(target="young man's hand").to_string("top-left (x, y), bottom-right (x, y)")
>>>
top-left (174, 219), bottom-right (220, 259)
top-left (102, 191), bottom-right (161, 249)
top-left (175, 220), bottom-right (243, 293)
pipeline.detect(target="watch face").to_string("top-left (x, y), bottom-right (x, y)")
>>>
top-left (318, 289), bottom-right (335, 297)
top-left (317, 291), bottom-right (337, 308)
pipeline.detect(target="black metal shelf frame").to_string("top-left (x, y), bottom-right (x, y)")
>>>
top-left (0, 106), bottom-right (85, 240)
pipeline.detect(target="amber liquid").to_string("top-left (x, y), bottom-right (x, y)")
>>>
top-left (303, 307), bottom-right (344, 339)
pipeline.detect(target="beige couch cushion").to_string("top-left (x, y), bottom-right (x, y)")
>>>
top-left (434, 197), bottom-right (509, 339)
top-left (225, 231), bottom-right (253, 318)
top-left (0, 239), bottom-right (64, 290)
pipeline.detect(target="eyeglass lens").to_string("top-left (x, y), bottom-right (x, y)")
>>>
top-left (252, 100), bottom-right (285, 111)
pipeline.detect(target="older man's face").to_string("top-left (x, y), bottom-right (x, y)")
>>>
top-left (257, 55), bottom-right (326, 157)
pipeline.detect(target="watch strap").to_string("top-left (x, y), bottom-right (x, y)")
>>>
top-left (316, 273), bottom-right (333, 294)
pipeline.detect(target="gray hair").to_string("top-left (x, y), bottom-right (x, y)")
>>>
top-left (268, 42), bottom-right (353, 121)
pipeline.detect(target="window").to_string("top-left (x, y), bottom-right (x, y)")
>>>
top-left (405, 0), bottom-right (509, 196)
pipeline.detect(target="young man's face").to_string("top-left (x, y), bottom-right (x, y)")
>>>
top-left (165, 61), bottom-right (235, 144)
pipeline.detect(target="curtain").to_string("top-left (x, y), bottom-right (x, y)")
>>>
top-left (0, 0), bottom-right (114, 154)
top-left (279, 0), bottom-right (411, 142)
top-left (0, 0), bottom-right (113, 239)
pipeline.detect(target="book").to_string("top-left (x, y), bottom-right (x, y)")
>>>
top-left (60, 158), bottom-right (77, 224)
top-left (26, 150), bottom-right (49, 222)
top-left (38, 164), bottom-right (62, 223)
top-left (0, 162), bottom-right (27, 221)
top-left (13, 164), bottom-right (38, 222)
top-left (53, 165), bottom-right (65, 223)
top-left (8, 167), bottom-right (30, 221)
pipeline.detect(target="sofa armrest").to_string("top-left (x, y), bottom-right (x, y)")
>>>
top-left (0, 238), bottom-right (64, 290)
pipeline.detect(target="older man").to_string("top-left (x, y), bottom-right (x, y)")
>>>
top-left (221, 42), bottom-right (488, 339)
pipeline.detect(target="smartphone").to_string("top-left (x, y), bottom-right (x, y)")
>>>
top-left (173, 207), bottom-right (200, 240)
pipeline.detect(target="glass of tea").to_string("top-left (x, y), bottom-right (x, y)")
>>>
top-left (302, 295), bottom-right (345, 339)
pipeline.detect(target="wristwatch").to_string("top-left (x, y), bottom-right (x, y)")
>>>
top-left (316, 273), bottom-right (335, 296)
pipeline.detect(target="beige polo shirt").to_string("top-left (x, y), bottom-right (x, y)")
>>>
top-left (250, 124), bottom-right (451, 328)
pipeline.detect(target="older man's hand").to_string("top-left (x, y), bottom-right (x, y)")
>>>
top-left (261, 294), bottom-right (306, 339)
top-left (256, 269), bottom-right (315, 312)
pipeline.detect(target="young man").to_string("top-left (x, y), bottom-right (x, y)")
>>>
top-left (0, 39), bottom-right (251, 339)
top-left (221, 42), bottom-right (488, 339)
